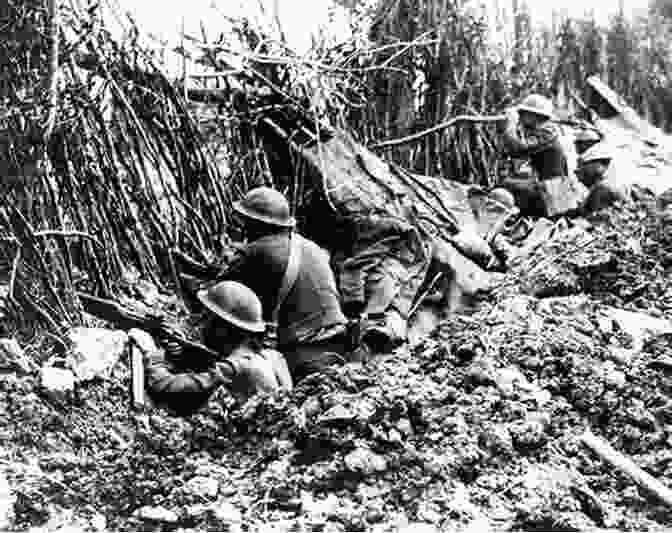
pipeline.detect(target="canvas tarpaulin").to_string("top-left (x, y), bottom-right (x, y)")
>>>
top-left (287, 130), bottom-right (512, 330)
top-left (586, 76), bottom-right (672, 196)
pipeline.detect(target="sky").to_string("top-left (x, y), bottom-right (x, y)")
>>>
top-left (109, 0), bottom-right (651, 55)
top-left (107, 0), bottom-right (347, 53)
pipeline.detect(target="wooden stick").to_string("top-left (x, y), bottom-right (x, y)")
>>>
top-left (370, 114), bottom-right (507, 149)
top-left (188, 71), bottom-right (243, 78)
top-left (130, 342), bottom-right (146, 409)
top-left (42, 0), bottom-right (59, 143)
top-left (580, 430), bottom-right (672, 507)
top-left (181, 16), bottom-right (188, 103)
top-left (8, 247), bottom-right (21, 308)
top-left (408, 271), bottom-right (444, 318)
top-left (34, 230), bottom-right (103, 249)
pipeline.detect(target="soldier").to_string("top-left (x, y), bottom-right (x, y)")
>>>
top-left (575, 143), bottom-right (630, 212)
top-left (500, 94), bottom-right (585, 217)
top-left (132, 281), bottom-right (292, 416)
top-left (219, 187), bottom-right (350, 381)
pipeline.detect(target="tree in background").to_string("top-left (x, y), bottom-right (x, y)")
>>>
top-left (327, 0), bottom-right (672, 182)
top-left (650, 0), bottom-right (672, 19)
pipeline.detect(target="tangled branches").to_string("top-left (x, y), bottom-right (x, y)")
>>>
top-left (0, 1), bottom-right (234, 334)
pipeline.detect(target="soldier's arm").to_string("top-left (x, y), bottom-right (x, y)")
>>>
top-left (503, 122), bottom-right (558, 157)
top-left (144, 353), bottom-right (235, 414)
top-left (214, 245), bottom-right (255, 285)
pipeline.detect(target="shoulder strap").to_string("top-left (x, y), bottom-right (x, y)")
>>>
top-left (271, 233), bottom-right (303, 324)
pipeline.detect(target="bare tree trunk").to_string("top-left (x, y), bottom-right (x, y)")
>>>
top-left (512, 0), bottom-right (521, 71)
top-left (43, 0), bottom-right (59, 143)
top-left (181, 16), bottom-right (188, 103)
top-left (42, 0), bottom-right (73, 303)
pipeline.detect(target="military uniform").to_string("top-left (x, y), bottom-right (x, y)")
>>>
top-left (576, 143), bottom-right (631, 212)
top-left (339, 213), bottom-right (428, 352)
top-left (219, 231), bottom-right (349, 380)
top-left (503, 121), bottom-right (568, 179)
top-left (144, 343), bottom-right (290, 415)
top-left (137, 281), bottom-right (292, 416)
top-left (500, 94), bottom-right (587, 217)
top-left (582, 179), bottom-right (630, 211)
top-left (501, 120), bottom-right (568, 217)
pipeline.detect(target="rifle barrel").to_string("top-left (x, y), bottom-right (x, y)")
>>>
top-left (77, 292), bottom-right (219, 363)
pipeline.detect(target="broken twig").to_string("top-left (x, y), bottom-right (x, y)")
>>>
top-left (370, 114), bottom-right (507, 149)
top-left (580, 430), bottom-right (672, 508)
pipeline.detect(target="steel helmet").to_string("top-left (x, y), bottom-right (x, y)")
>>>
top-left (518, 94), bottom-right (554, 119)
top-left (578, 142), bottom-right (613, 165)
top-left (197, 281), bottom-right (265, 333)
top-left (488, 188), bottom-right (517, 210)
top-left (233, 187), bottom-right (295, 228)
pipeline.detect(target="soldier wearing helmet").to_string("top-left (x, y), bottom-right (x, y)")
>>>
top-left (576, 143), bottom-right (612, 188)
top-left (499, 94), bottom-right (571, 216)
top-left (215, 187), bottom-right (349, 381)
top-left (575, 143), bottom-right (631, 211)
top-left (138, 281), bottom-right (292, 415)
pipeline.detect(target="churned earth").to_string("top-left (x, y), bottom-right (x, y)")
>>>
top-left (1, 192), bottom-right (672, 532)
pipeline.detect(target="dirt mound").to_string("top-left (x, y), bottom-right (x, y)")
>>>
top-left (1, 195), bottom-right (672, 531)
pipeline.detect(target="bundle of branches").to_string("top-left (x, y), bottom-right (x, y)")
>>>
top-left (0, 0), bottom-right (233, 336)
top-left (341, 0), bottom-right (535, 184)
top-left (182, 10), bottom-right (513, 211)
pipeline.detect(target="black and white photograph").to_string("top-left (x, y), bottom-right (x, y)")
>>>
top-left (1, 0), bottom-right (671, 530)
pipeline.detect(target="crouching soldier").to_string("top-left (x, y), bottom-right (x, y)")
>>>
top-left (500, 94), bottom-right (586, 217)
top-left (575, 143), bottom-right (630, 212)
top-left (130, 281), bottom-right (292, 416)
top-left (218, 187), bottom-right (350, 381)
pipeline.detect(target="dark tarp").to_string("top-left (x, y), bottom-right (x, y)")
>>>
top-left (284, 129), bottom-right (511, 338)
top-left (585, 76), bottom-right (672, 195)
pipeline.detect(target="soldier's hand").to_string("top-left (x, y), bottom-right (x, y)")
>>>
top-left (157, 318), bottom-right (186, 340)
top-left (496, 108), bottom-right (515, 133)
top-left (128, 328), bottom-right (160, 365)
top-left (128, 328), bottom-right (159, 355)
top-left (163, 340), bottom-right (184, 361)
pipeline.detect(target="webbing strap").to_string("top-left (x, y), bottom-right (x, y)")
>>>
top-left (271, 233), bottom-right (302, 324)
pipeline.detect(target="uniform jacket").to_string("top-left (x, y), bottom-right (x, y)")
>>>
top-left (504, 121), bottom-right (568, 180)
top-left (583, 166), bottom-right (631, 212)
top-left (219, 231), bottom-right (347, 346)
top-left (144, 342), bottom-right (281, 415)
top-left (144, 353), bottom-right (224, 416)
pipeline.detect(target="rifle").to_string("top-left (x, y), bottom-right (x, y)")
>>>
top-left (77, 292), bottom-right (220, 368)
top-left (171, 249), bottom-right (222, 279)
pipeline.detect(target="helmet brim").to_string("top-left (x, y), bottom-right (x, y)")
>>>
top-left (197, 289), bottom-right (266, 333)
top-left (517, 104), bottom-right (554, 119)
top-left (575, 131), bottom-right (602, 143)
top-left (579, 156), bottom-right (612, 165)
top-left (233, 201), bottom-right (296, 228)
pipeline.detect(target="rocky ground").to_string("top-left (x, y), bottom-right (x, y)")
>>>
top-left (1, 191), bottom-right (672, 532)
